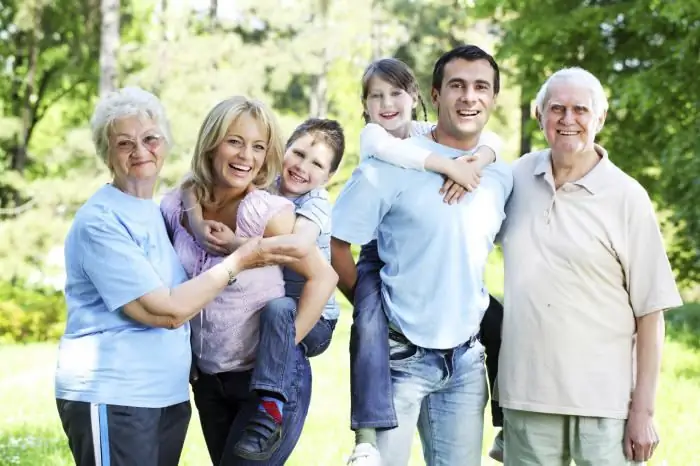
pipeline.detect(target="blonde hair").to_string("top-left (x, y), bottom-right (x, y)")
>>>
top-left (187, 96), bottom-right (284, 204)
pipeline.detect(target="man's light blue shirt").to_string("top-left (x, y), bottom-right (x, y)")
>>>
top-left (55, 184), bottom-right (191, 408)
top-left (332, 136), bottom-right (513, 349)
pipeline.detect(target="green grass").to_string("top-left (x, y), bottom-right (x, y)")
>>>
top-left (2, 301), bottom-right (700, 465)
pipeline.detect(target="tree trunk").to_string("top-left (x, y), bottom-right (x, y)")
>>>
top-left (309, 62), bottom-right (329, 118)
top-left (370, 0), bottom-right (383, 60)
top-left (153, 0), bottom-right (169, 93)
top-left (209, 0), bottom-right (218, 30)
top-left (11, 9), bottom-right (42, 173)
top-left (99, 0), bottom-right (120, 96)
top-left (520, 101), bottom-right (532, 156)
top-left (309, 0), bottom-right (331, 118)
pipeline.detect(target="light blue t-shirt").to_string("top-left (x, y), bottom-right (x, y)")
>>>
top-left (282, 186), bottom-right (339, 320)
top-left (332, 136), bottom-right (513, 349)
top-left (55, 184), bottom-right (191, 408)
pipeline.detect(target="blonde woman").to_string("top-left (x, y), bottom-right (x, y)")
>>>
top-left (55, 88), bottom-right (304, 466)
top-left (160, 96), bottom-right (337, 464)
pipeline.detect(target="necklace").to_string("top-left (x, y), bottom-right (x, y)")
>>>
top-left (430, 125), bottom-right (439, 143)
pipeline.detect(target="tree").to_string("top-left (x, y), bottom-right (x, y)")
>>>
top-left (99, 0), bottom-right (120, 96)
top-left (0, 0), bottom-right (142, 283)
top-left (0, 0), bottom-right (99, 176)
top-left (474, 0), bottom-right (700, 283)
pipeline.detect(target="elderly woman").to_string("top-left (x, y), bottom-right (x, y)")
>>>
top-left (159, 96), bottom-right (338, 465)
top-left (54, 87), bottom-right (303, 466)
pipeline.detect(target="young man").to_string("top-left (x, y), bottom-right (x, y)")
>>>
top-left (331, 45), bottom-right (513, 466)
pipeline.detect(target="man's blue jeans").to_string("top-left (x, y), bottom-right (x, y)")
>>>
top-left (377, 336), bottom-right (488, 466)
top-left (350, 240), bottom-right (504, 431)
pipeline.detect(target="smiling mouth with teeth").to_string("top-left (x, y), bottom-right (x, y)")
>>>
top-left (457, 110), bottom-right (480, 117)
top-left (288, 171), bottom-right (307, 183)
top-left (229, 163), bottom-right (252, 172)
top-left (557, 130), bottom-right (580, 135)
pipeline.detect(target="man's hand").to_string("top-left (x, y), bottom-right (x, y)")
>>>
top-left (439, 155), bottom-right (482, 204)
top-left (191, 219), bottom-right (231, 256)
top-left (624, 409), bottom-right (659, 462)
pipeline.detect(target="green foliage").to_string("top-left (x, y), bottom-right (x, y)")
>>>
top-left (0, 281), bottom-right (65, 343)
top-left (473, 0), bottom-right (700, 284)
top-left (0, 0), bottom-right (698, 299)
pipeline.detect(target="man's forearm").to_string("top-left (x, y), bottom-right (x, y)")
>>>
top-left (330, 237), bottom-right (357, 302)
top-left (630, 311), bottom-right (665, 415)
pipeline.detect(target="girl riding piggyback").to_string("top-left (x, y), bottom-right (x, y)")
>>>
top-left (338, 57), bottom-right (506, 465)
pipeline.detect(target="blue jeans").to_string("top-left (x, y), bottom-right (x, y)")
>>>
top-left (350, 240), bottom-right (397, 430)
top-left (192, 346), bottom-right (311, 465)
top-left (377, 336), bottom-right (488, 466)
top-left (350, 240), bottom-right (504, 430)
top-left (250, 297), bottom-right (336, 401)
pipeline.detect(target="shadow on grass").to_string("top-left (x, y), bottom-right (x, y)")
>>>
top-left (665, 302), bottom-right (700, 350)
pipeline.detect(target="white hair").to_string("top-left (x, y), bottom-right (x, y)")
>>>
top-left (90, 86), bottom-right (172, 164)
top-left (534, 67), bottom-right (609, 119)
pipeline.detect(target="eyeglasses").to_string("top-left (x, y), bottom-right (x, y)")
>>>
top-left (114, 133), bottom-right (164, 155)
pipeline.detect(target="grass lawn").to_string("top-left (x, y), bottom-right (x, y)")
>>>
top-left (1, 301), bottom-right (700, 465)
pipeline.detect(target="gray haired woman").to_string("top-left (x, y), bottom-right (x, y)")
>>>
top-left (54, 87), bottom-right (304, 466)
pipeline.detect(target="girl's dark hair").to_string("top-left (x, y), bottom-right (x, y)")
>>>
top-left (286, 118), bottom-right (346, 173)
top-left (360, 58), bottom-right (428, 124)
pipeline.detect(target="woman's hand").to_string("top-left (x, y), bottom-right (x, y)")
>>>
top-left (228, 235), bottom-right (308, 272)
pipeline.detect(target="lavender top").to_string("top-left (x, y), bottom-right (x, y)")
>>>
top-left (160, 188), bottom-right (294, 374)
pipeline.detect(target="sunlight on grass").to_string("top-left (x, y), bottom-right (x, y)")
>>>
top-left (1, 302), bottom-right (699, 465)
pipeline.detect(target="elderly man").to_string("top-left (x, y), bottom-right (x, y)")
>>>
top-left (498, 67), bottom-right (682, 465)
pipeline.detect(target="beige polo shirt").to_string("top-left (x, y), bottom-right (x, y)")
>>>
top-left (499, 145), bottom-right (682, 419)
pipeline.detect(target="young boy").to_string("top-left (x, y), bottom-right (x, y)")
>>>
top-left (183, 118), bottom-right (346, 460)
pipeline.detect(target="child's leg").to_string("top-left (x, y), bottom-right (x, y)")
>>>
top-left (481, 294), bottom-right (504, 428)
top-left (249, 296), bottom-right (298, 401)
top-left (300, 317), bottom-right (337, 358)
top-left (350, 240), bottom-right (397, 432)
top-left (236, 296), bottom-right (298, 460)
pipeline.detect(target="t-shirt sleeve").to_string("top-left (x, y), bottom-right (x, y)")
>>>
top-left (410, 120), bottom-right (434, 136)
top-left (331, 164), bottom-right (392, 245)
top-left (477, 130), bottom-right (504, 161)
top-left (237, 190), bottom-right (295, 237)
top-left (622, 186), bottom-right (683, 317)
top-left (296, 189), bottom-right (331, 232)
top-left (79, 213), bottom-right (167, 312)
top-left (359, 123), bottom-right (430, 170)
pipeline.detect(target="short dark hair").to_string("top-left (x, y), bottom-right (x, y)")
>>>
top-left (360, 58), bottom-right (427, 123)
top-left (432, 45), bottom-right (500, 95)
top-left (286, 118), bottom-right (346, 173)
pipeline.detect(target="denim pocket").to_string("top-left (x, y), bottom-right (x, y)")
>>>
top-left (389, 339), bottom-right (421, 364)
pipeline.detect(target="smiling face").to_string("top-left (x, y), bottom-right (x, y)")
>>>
top-left (431, 58), bottom-right (497, 143)
top-left (364, 76), bottom-right (416, 137)
top-left (280, 132), bottom-right (335, 196)
top-left (210, 113), bottom-right (269, 191)
top-left (108, 115), bottom-right (165, 183)
top-left (540, 79), bottom-right (605, 157)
